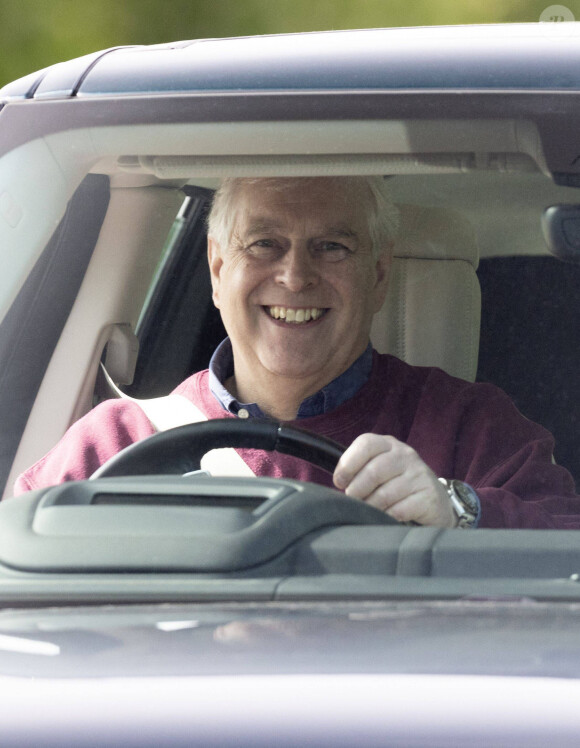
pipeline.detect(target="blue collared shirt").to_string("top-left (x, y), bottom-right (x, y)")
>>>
top-left (208, 337), bottom-right (373, 419)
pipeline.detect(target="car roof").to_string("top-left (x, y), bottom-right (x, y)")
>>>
top-left (3, 23), bottom-right (580, 102)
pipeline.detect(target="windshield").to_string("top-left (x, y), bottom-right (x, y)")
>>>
top-left (0, 27), bottom-right (579, 597)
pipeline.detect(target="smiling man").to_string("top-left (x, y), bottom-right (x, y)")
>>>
top-left (14, 177), bottom-right (580, 529)
top-left (208, 178), bottom-right (391, 421)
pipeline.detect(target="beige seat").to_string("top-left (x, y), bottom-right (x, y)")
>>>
top-left (371, 204), bottom-right (481, 382)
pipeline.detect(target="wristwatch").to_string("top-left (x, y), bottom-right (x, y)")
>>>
top-left (438, 478), bottom-right (479, 528)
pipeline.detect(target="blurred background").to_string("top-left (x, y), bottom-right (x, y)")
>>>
top-left (0, 0), bottom-right (576, 86)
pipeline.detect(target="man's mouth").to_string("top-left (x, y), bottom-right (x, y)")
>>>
top-left (267, 306), bottom-right (327, 324)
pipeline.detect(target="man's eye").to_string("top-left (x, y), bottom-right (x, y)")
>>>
top-left (316, 242), bottom-right (351, 261)
top-left (247, 239), bottom-right (279, 255)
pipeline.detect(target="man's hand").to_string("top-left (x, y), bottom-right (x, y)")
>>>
top-left (333, 433), bottom-right (457, 527)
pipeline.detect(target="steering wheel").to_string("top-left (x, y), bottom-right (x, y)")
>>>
top-left (91, 418), bottom-right (346, 479)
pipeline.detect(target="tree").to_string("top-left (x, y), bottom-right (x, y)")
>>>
top-left (0, 0), bottom-right (566, 87)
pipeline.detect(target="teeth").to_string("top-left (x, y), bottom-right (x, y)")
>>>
top-left (268, 306), bottom-right (325, 324)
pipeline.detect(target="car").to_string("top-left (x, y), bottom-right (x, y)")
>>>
top-left (1, 21), bottom-right (580, 746)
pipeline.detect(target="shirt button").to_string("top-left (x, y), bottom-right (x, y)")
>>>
top-left (238, 408), bottom-right (250, 419)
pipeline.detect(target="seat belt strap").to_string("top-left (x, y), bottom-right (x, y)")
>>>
top-left (100, 363), bottom-right (255, 478)
top-left (136, 393), bottom-right (208, 432)
top-left (136, 393), bottom-right (256, 477)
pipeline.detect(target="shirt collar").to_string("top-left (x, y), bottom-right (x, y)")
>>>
top-left (209, 337), bottom-right (372, 419)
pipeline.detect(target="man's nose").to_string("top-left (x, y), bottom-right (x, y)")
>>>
top-left (274, 246), bottom-right (319, 291)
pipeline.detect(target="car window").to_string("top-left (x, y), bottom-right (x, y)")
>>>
top-left (125, 186), bottom-right (225, 399)
top-left (0, 175), bottom-right (110, 489)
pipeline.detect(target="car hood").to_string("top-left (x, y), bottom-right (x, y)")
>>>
top-left (0, 598), bottom-right (579, 679)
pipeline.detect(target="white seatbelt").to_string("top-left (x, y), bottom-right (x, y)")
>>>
top-left (136, 394), bottom-right (256, 477)
top-left (101, 366), bottom-right (254, 477)
top-left (136, 393), bottom-right (208, 432)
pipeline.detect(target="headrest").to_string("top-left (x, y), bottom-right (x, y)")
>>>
top-left (393, 204), bottom-right (479, 268)
top-left (371, 204), bottom-right (481, 382)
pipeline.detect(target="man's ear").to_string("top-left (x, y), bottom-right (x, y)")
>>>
top-left (207, 236), bottom-right (223, 309)
top-left (372, 247), bottom-right (392, 313)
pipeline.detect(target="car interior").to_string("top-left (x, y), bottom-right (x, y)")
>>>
top-left (1, 116), bottom-right (580, 592)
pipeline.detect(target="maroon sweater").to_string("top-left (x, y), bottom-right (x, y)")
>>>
top-left (14, 352), bottom-right (580, 528)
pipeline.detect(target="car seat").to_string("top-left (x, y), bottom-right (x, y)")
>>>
top-left (477, 255), bottom-right (580, 486)
top-left (371, 204), bottom-right (481, 382)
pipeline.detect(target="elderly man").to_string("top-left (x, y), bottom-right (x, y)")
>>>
top-left (14, 177), bottom-right (580, 528)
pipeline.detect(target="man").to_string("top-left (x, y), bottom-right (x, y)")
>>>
top-left (14, 177), bottom-right (580, 528)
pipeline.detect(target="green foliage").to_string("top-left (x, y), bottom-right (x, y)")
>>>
top-left (0, 0), bottom-right (576, 87)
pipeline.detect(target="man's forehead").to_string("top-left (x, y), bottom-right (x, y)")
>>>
top-left (240, 215), bottom-right (360, 239)
top-left (236, 177), bottom-right (362, 204)
top-left (234, 179), bottom-right (367, 232)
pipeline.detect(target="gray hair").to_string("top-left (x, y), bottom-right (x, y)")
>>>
top-left (207, 176), bottom-right (400, 258)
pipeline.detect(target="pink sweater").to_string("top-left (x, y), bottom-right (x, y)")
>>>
top-left (14, 352), bottom-right (580, 529)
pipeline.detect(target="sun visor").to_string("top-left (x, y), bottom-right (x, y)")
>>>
top-left (122, 153), bottom-right (541, 180)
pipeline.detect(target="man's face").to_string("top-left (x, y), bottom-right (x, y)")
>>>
top-left (208, 178), bottom-right (391, 403)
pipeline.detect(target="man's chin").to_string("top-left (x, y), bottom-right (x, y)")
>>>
top-left (259, 354), bottom-right (336, 385)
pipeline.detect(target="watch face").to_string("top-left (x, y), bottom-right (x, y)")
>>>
top-left (452, 480), bottom-right (479, 514)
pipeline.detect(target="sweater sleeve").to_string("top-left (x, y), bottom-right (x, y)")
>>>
top-left (449, 384), bottom-right (579, 529)
top-left (470, 440), bottom-right (579, 529)
top-left (13, 399), bottom-right (157, 495)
